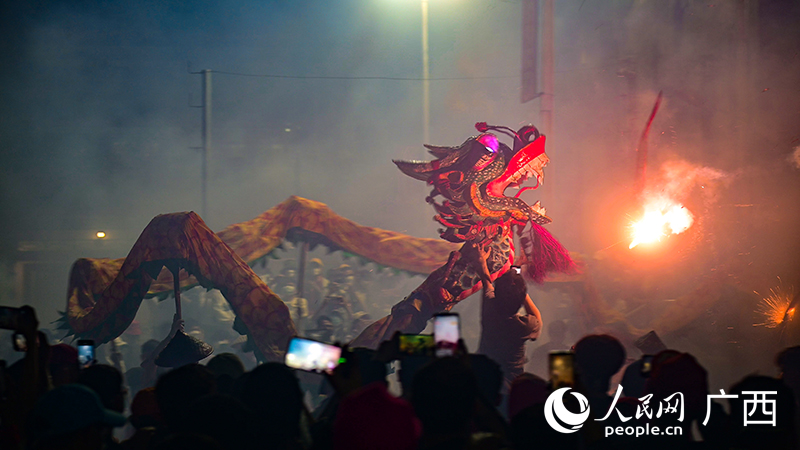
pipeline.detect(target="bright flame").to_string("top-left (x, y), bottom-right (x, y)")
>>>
top-left (629, 198), bottom-right (694, 249)
top-left (754, 286), bottom-right (795, 328)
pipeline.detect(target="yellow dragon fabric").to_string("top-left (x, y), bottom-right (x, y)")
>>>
top-left (62, 196), bottom-right (458, 360)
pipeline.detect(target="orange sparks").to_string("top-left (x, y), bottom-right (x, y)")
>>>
top-left (754, 286), bottom-right (795, 328)
top-left (629, 197), bottom-right (694, 249)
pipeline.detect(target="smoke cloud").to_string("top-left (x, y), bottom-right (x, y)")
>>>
top-left (790, 146), bottom-right (800, 170)
top-left (0, 0), bottom-right (797, 387)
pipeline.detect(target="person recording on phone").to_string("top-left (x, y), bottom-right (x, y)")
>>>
top-left (467, 242), bottom-right (542, 389)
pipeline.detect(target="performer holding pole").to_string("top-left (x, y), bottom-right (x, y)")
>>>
top-left (467, 242), bottom-right (542, 389)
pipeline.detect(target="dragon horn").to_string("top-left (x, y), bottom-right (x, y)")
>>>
top-left (424, 144), bottom-right (460, 158)
top-left (475, 122), bottom-right (519, 142)
top-left (393, 159), bottom-right (439, 181)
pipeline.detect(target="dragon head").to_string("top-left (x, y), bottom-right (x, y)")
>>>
top-left (394, 122), bottom-right (551, 243)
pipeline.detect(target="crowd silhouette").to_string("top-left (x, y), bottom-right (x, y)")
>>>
top-left (2, 245), bottom-right (800, 450)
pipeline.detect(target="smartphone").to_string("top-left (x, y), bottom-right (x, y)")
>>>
top-left (77, 340), bottom-right (95, 369)
top-left (640, 354), bottom-right (654, 377)
top-left (12, 332), bottom-right (27, 352)
top-left (433, 313), bottom-right (460, 357)
top-left (399, 334), bottom-right (434, 356)
top-left (549, 351), bottom-right (575, 389)
top-left (285, 337), bottom-right (343, 373)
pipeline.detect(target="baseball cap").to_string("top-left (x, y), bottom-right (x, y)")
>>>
top-left (33, 384), bottom-right (127, 437)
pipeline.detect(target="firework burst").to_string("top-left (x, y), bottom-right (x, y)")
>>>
top-left (754, 285), bottom-right (797, 328)
top-left (629, 196), bottom-right (694, 249)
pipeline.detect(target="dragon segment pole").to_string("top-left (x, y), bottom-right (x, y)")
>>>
top-left (296, 241), bottom-right (308, 331)
top-left (202, 69), bottom-right (212, 221)
top-left (172, 266), bottom-right (182, 320)
top-left (155, 262), bottom-right (213, 367)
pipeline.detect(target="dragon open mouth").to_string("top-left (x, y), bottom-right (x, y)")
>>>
top-left (505, 159), bottom-right (545, 190)
top-left (485, 136), bottom-right (550, 219)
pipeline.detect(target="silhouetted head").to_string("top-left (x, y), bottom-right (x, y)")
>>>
top-left (206, 353), bottom-right (245, 396)
top-left (468, 354), bottom-right (504, 407)
top-left (179, 393), bottom-right (255, 450)
top-left (646, 352), bottom-right (708, 418)
top-left (333, 383), bottom-right (420, 450)
top-left (155, 363), bottom-right (216, 432)
top-left (129, 387), bottom-right (161, 429)
top-left (620, 359), bottom-right (648, 399)
top-left (494, 270), bottom-right (527, 316)
top-left (240, 362), bottom-right (303, 442)
top-left (397, 355), bottom-right (432, 399)
top-left (351, 347), bottom-right (388, 385)
top-left (30, 384), bottom-right (126, 450)
top-left (777, 345), bottom-right (800, 376)
top-left (411, 357), bottom-right (478, 436)
top-left (49, 343), bottom-right (79, 387)
top-left (508, 372), bottom-right (549, 419)
top-left (511, 404), bottom-right (580, 450)
top-left (728, 375), bottom-right (798, 448)
top-left (141, 339), bottom-right (160, 362)
top-left (78, 364), bottom-right (126, 413)
top-left (574, 334), bottom-right (625, 394)
top-left (206, 353), bottom-right (245, 380)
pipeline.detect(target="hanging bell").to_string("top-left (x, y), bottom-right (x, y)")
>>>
top-left (154, 329), bottom-right (213, 367)
top-left (154, 262), bottom-right (214, 367)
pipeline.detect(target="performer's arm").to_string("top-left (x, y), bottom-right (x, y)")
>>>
top-left (141, 313), bottom-right (183, 387)
top-left (522, 294), bottom-right (541, 323)
top-left (469, 242), bottom-right (495, 299)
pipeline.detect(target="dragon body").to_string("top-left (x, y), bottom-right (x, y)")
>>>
top-left (62, 123), bottom-right (575, 358)
top-left (60, 197), bottom-right (459, 360)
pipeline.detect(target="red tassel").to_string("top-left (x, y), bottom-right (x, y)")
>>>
top-left (522, 221), bottom-right (577, 283)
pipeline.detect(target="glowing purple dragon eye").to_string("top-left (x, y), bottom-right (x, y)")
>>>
top-left (477, 134), bottom-right (499, 153)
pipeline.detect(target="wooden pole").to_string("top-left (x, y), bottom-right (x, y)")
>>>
top-left (296, 241), bottom-right (308, 330)
top-left (297, 241), bottom-right (308, 300)
top-left (172, 267), bottom-right (182, 320)
top-left (540, 0), bottom-right (554, 138)
top-left (201, 69), bottom-right (212, 221)
top-left (540, 0), bottom-right (555, 198)
top-left (422, 0), bottom-right (430, 146)
top-left (521, 0), bottom-right (539, 104)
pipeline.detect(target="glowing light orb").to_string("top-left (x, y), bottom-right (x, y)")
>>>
top-left (629, 198), bottom-right (693, 249)
top-left (755, 286), bottom-right (795, 328)
top-left (96, 231), bottom-right (107, 239)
